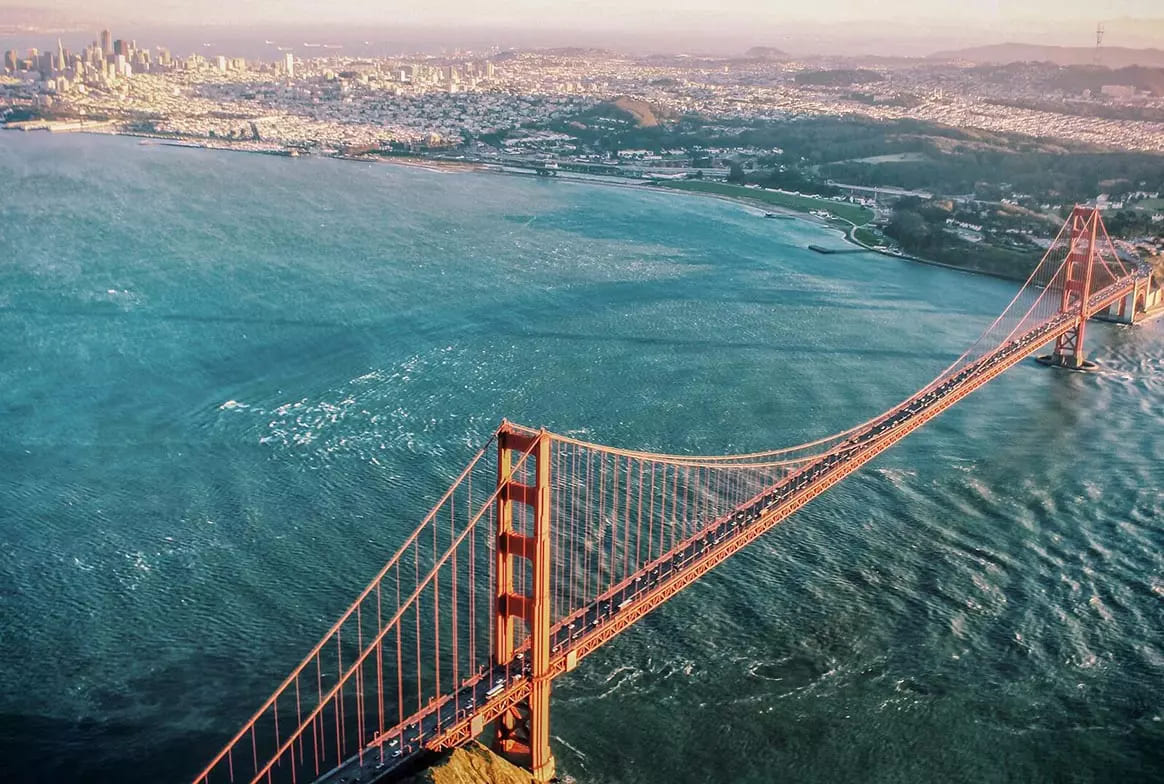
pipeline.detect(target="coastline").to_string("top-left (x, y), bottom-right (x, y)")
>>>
top-left (7, 127), bottom-right (856, 238)
top-left (336, 152), bottom-right (488, 174)
top-left (365, 158), bottom-right (1041, 283)
top-left (340, 149), bottom-right (868, 242)
top-left (0, 126), bottom-right (1058, 284)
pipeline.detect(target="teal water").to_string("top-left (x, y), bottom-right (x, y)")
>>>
top-left (0, 133), bottom-right (1161, 783)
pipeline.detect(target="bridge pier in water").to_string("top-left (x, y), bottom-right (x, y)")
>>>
top-left (1098, 274), bottom-right (1158, 325)
top-left (492, 424), bottom-right (556, 782)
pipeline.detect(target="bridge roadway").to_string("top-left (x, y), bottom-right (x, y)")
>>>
top-left (314, 273), bottom-right (1144, 784)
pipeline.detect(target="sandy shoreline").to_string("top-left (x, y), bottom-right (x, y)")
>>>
top-left (339, 153), bottom-right (487, 174)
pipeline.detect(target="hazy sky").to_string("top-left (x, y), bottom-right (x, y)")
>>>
top-left (7, 1), bottom-right (1162, 56)
top-left (23, 0), bottom-right (1164, 27)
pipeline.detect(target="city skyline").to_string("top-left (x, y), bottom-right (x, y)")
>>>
top-left (5, 17), bottom-right (1164, 155)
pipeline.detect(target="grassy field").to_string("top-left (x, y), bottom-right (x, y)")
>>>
top-left (853, 226), bottom-right (883, 247)
top-left (1132, 198), bottom-right (1164, 212)
top-left (654, 180), bottom-right (873, 224)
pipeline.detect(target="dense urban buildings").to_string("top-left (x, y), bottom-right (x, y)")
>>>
top-left (4, 28), bottom-right (1163, 152)
top-left (3, 27), bottom-right (1162, 264)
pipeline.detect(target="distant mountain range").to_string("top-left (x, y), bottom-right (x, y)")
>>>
top-left (930, 43), bottom-right (1164, 69)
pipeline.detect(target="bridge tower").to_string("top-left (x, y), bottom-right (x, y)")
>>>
top-left (1041, 206), bottom-right (1100, 370)
top-left (492, 423), bottom-right (556, 782)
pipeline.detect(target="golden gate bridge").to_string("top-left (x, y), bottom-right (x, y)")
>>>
top-left (192, 207), bottom-right (1154, 784)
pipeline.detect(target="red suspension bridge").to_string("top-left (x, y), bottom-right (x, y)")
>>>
top-left (192, 207), bottom-right (1154, 784)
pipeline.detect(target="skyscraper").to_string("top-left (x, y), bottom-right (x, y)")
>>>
top-left (3, 50), bottom-right (17, 73)
top-left (57, 38), bottom-right (66, 71)
top-left (284, 51), bottom-right (295, 78)
top-left (100, 29), bottom-right (112, 56)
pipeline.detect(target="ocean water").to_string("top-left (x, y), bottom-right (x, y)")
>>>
top-left (0, 132), bottom-right (1161, 783)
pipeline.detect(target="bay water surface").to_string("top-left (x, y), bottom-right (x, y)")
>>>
top-left (0, 133), bottom-right (1161, 783)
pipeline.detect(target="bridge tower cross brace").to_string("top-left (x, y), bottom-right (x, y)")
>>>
top-left (492, 423), bottom-right (556, 782)
top-left (1049, 206), bottom-right (1100, 369)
